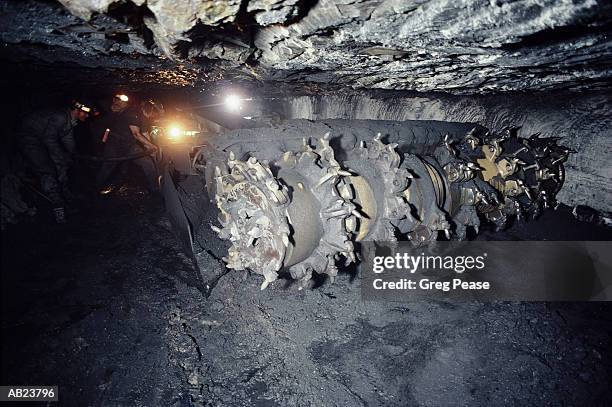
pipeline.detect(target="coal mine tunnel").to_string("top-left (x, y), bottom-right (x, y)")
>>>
top-left (1, 0), bottom-right (612, 405)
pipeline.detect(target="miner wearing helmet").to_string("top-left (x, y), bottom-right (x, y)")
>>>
top-left (94, 94), bottom-right (160, 194)
top-left (18, 99), bottom-right (92, 223)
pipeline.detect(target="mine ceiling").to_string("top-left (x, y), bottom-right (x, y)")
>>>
top-left (1, 0), bottom-right (611, 94)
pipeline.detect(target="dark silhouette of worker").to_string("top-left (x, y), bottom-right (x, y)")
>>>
top-left (95, 94), bottom-right (161, 194)
top-left (19, 100), bottom-right (92, 223)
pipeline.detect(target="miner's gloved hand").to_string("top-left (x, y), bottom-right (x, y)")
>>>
top-left (62, 184), bottom-right (76, 202)
top-left (57, 170), bottom-right (74, 202)
top-left (148, 143), bottom-right (159, 153)
top-left (147, 143), bottom-right (161, 160)
top-left (57, 168), bottom-right (69, 186)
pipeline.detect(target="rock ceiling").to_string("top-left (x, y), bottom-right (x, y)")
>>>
top-left (2, 0), bottom-right (611, 94)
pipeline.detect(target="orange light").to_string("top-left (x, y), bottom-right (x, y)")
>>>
top-left (168, 125), bottom-right (183, 139)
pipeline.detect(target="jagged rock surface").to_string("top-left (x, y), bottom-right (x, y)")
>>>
top-left (2, 0), bottom-right (611, 93)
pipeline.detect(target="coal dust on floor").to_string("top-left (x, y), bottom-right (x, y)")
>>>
top-left (1, 188), bottom-right (611, 406)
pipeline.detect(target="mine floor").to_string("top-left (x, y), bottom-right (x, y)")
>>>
top-left (1, 185), bottom-right (611, 406)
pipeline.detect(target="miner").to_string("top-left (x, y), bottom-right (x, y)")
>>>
top-left (19, 100), bottom-right (92, 223)
top-left (95, 94), bottom-right (161, 194)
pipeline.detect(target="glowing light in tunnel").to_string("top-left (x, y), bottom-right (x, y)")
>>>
top-left (224, 94), bottom-right (242, 112)
top-left (168, 125), bottom-right (183, 139)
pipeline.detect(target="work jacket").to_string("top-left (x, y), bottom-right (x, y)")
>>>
top-left (93, 108), bottom-right (144, 155)
top-left (21, 108), bottom-right (77, 172)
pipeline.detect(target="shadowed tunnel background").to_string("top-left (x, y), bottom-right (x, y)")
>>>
top-left (1, 0), bottom-right (611, 406)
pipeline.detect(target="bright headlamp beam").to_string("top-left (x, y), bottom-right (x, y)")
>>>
top-left (168, 126), bottom-right (182, 139)
top-left (224, 94), bottom-right (242, 112)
